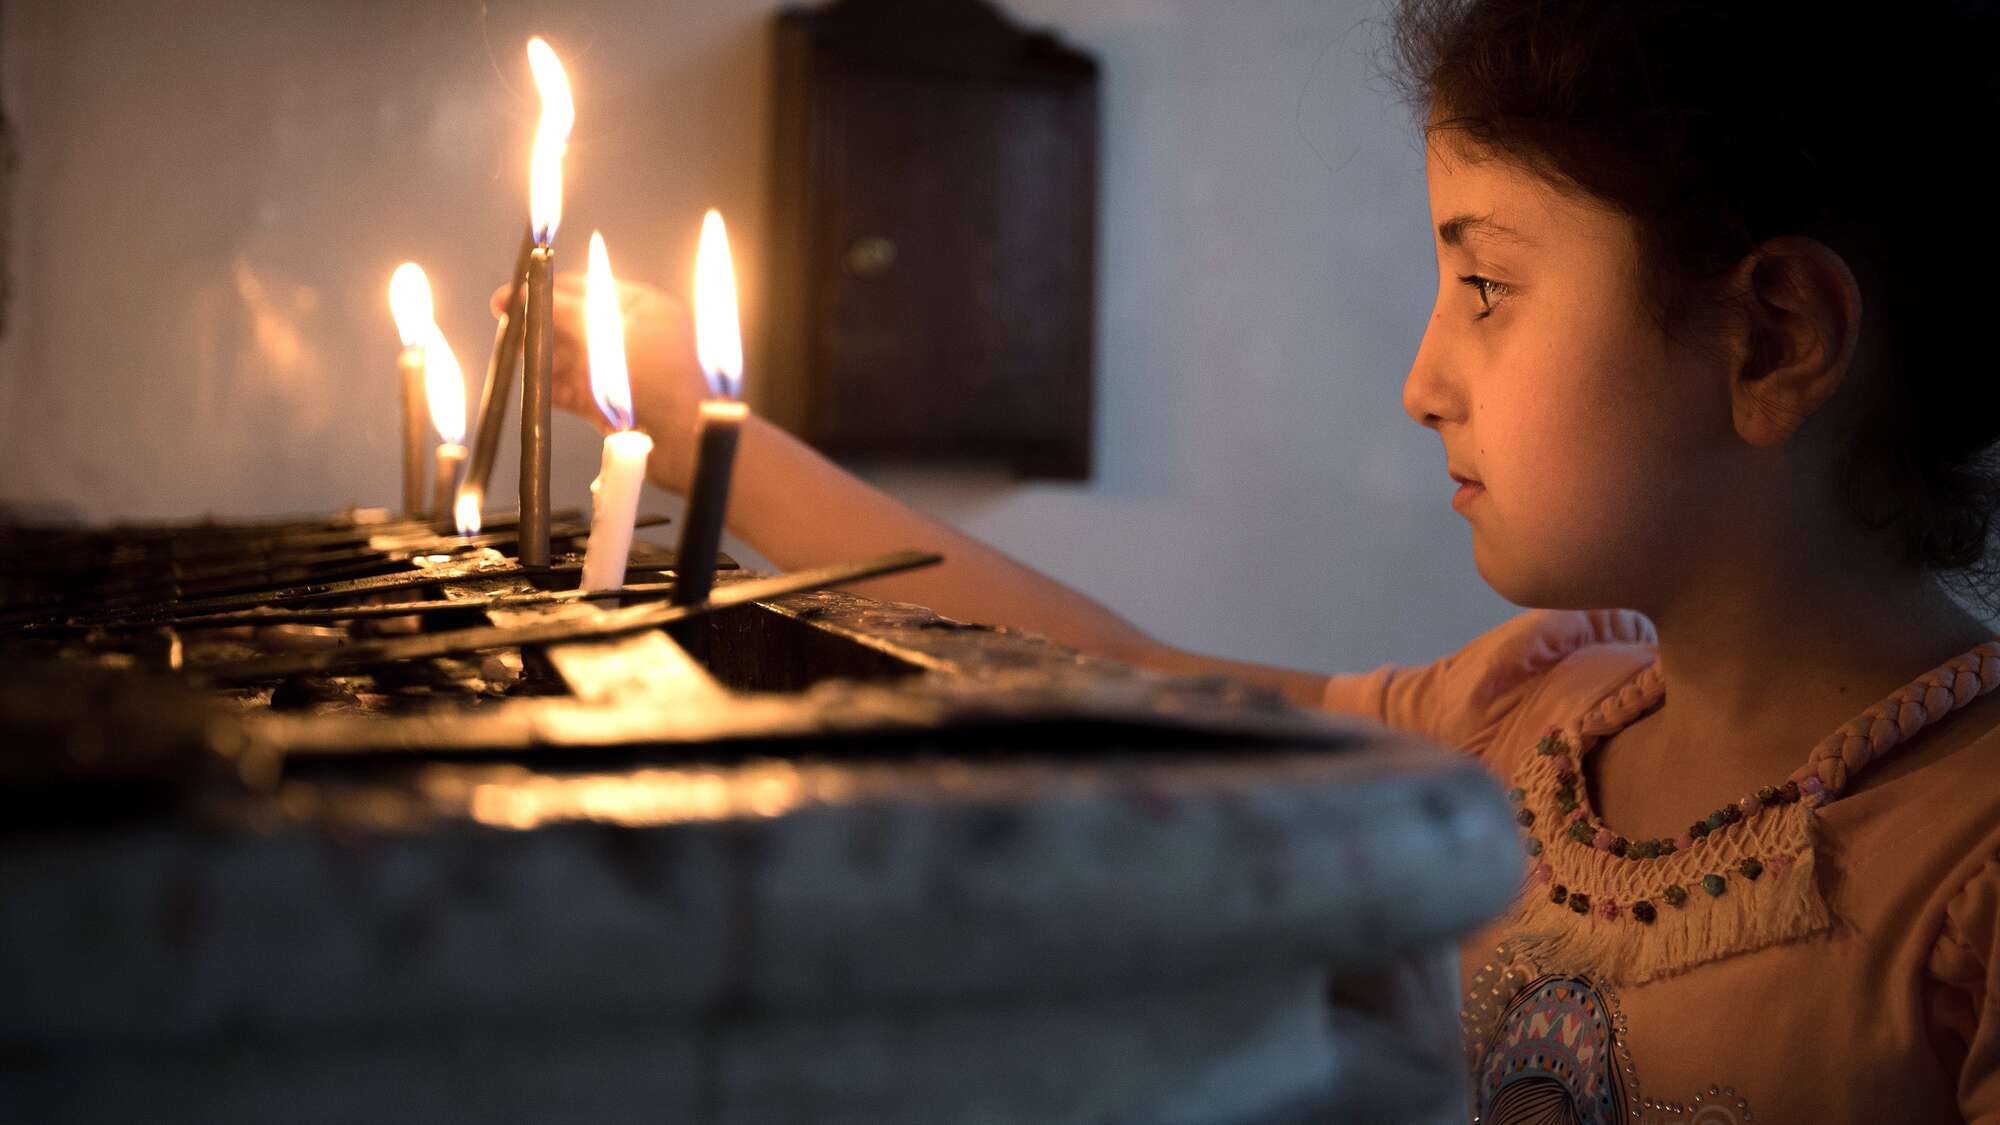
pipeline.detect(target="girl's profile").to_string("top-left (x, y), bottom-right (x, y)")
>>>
top-left (518, 1), bottom-right (2000, 1118)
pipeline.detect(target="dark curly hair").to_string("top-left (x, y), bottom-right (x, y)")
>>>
top-left (1388, 0), bottom-right (2000, 606)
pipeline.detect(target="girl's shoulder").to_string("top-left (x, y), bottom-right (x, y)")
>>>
top-left (1323, 607), bottom-right (1655, 762)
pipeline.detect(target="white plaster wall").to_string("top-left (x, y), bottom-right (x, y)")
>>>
top-left (0, 0), bottom-right (1514, 674)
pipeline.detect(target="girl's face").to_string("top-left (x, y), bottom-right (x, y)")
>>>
top-left (1403, 138), bottom-right (1745, 612)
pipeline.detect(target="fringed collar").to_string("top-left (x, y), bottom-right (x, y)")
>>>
top-left (1491, 639), bottom-right (2000, 984)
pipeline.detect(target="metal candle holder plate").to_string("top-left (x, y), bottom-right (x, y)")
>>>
top-left (0, 507), bottom-right (1517, 1125)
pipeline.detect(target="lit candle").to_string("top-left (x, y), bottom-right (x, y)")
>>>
top-left (454, 486), bottom-right (485, 538)
top-left (673, 209), bottom-right (750, 608)
top-left (459, 228), bottom-right (537, 523)
top-left (519, 35), bottom-right (574, 570)
top-left (387, 262), bottom-right (433, 518)
top-left (578, 232), bottom-right (655, 593)
top-left (422, 324), bottom-right (471, 531)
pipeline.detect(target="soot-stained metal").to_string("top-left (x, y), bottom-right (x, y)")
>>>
top-left (0, 505), bottom-right (1518, 1125)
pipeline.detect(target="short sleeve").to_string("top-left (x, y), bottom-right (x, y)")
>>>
top-left (1320, 608), bottom-right (1655, 757)
top-left (1929, 854), bottom-right (2000, 1121)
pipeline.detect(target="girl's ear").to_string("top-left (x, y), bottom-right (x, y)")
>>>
top-left (1727, 235), bottom-right (1864, 448)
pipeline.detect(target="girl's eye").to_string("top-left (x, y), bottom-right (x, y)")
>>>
top-left (1456, 274), bottom-right (1512, 320)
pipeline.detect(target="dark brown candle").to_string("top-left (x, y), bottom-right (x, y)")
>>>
top-left (519, 244), bottom-right (555, 568)
top-left (461, 228), bottom-right (536, 511)
top-left (517, 37), bottom-right (572, 570)
top-left (670, 400), bottom-right (748, 607)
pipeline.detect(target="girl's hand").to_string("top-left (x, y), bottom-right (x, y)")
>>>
top-left (492, 274), bottom-right (709, 491)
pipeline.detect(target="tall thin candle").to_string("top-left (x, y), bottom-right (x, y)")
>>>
top-left (673, 210), bottom-right (749, 609)
top-left (422, 324), bottom-right (470, 527)
top-left (387, 263), bottom-right (433, 517)
top-left (578, 232), bottom-right (655, 592)
top-left (518, 36), bottom-right (573, 570)
top-left (460, 227), bottom-right (537, 519)
top-left (521, 245), bottom-right (555, 566)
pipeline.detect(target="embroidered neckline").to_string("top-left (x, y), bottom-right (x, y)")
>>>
top-left (1517, 640), bottom-right (2000, 867)
top-left (1488, 637), bottom-right (2000, 984)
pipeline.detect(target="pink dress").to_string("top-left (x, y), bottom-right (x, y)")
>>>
top-left (1325, 610), bottom-right (2000, 1124)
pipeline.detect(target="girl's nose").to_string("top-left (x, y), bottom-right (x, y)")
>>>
top-left (1401, 312), bottom-right (1464, 431)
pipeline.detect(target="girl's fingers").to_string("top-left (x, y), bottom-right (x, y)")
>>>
top-left (489, 275), bottom-right (588, 318)
top-left (553, 378), bottom-right (592, 424)
top-left (552, 332), bottom-right (583, 386)
top-left (554, 380), bottom-right (614, 437)
top-left (487, 271), bottom-right (687, 437)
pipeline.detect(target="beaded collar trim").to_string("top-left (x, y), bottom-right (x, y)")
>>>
top-left (1494, 640), bottom-right (2000, 986)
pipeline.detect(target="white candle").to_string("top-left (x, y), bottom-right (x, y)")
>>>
top-left (578, 231), bottom-right (654, 592)
top-left (582, 430), bottom-right (655, 591)
top-left (387, 263), bottom-right (433, 518)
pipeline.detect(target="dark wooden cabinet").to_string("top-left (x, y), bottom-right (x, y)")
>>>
top-left (765, 0), bottom-right (1099, 479)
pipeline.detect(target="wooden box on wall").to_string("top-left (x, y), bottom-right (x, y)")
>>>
top-left (765, 0), bottom-right (1099, 479)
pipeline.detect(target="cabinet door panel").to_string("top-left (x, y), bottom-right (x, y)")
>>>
top-left (771, 0), bottom-right (1098, 478)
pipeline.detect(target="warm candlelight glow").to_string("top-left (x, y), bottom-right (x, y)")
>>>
top-left (526, 37), bottom-right (574, 245)
top-left (693, 209), bottom-right (744, 399)
top-left (579, 230), bottom-right (651, 593)
top-left (584, 231), bottom-right (634, 431)
top-left (387, 262), bottom-right (433, 348)
top-left (467, 763), bottom-right (807, 830)
top-left (422, 324), bottom-right (467, 445)
top-left (454, 489), bottom-right (484, 537)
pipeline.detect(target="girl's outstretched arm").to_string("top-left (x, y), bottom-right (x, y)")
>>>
top-left (521, 274), bottom-right (1332, 708)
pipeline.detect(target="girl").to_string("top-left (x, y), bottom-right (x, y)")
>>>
top-left (516, 1), bottom-right (1999, 1118)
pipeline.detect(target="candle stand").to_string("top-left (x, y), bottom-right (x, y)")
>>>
top-left (0, 509), bottom-right (1517, 1124)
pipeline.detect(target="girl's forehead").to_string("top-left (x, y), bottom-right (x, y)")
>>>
top-left (1427, 149), bottom-right (1548, 229)
top-left (1424, 142), bottom-right (1628, 251)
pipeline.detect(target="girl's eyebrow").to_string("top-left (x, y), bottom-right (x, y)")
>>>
top-left (1437, 213), bottom-right (1535, 248)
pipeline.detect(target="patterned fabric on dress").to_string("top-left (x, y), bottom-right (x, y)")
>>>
top-left (1321, 610), bottom-right (2000, 1124)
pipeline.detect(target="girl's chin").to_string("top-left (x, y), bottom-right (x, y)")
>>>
top-left (1470, 535), bottom-right (1598, 609)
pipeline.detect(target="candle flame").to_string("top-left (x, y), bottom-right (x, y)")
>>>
top-left (422, 323), bottom-right (467, 445)
top-left (526, 37), bottom-right (574, 245)
top-left (584, 231), bottom-right (634, 431)
top-left (454, 488), bottom-right (484, 537)
top-left (387, 262), bottom-right (433, 348)
top-left (693, 209), bottom-right (743, 399)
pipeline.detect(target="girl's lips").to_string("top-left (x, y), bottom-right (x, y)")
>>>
top-left (1451, 481), bottom-right (1485, 512)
